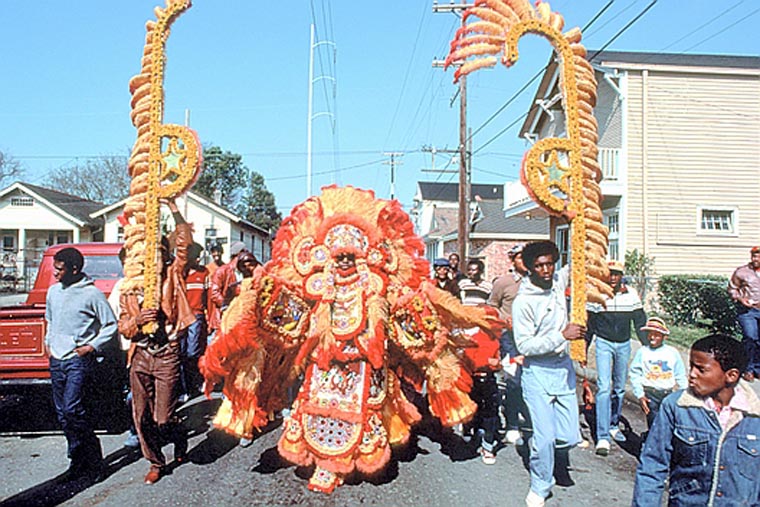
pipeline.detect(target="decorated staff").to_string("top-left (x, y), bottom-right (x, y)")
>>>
top-left (446, 0), bottom-right (613, 362)
top-left (121, 0), bottom-right (202, 333)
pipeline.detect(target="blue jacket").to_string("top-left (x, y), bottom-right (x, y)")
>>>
top-left (633, 382), bottom-right (760, 506)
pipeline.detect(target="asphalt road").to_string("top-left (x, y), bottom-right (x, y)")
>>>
top-left (0, 291), bottom-right (646, 506)
top-left (0, 383), bottom-right (647, 507)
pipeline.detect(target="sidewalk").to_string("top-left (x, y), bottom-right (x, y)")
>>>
top-left (578, 337), bottom-right (760, 401)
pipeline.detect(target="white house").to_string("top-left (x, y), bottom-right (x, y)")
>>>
top-left (0, 182), bottom-right (106, 286)
top-left (91, 191), bottom-right (272, 264)
top-left (0, 182), bottom-right (273, 291)
top-left (412, 181), bottom-right (548, 279)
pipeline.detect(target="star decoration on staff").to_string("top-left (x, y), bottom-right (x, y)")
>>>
top-left (161, 137), bottom-right (185, 179)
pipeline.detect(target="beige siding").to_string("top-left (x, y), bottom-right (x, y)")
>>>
top-left (625, 69), bottom-right (760, 277)
top-left (595, 72), bottom-right (623, 149)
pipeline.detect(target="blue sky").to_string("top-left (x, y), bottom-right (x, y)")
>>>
top-left (0, 1), bottom-right (757, 214)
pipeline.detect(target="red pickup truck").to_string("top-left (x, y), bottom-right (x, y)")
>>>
top-left (0, 242), bottom-right (124, 385)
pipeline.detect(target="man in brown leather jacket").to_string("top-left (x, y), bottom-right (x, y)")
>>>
top-left (118, 197), bottom-right (196, 485)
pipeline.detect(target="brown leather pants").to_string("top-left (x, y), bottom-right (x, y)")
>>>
top-left (130, 345), bottom-right (186, 467)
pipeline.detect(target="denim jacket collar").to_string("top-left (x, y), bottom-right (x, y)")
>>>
top-left (677, 380), bottom-right (760, 418)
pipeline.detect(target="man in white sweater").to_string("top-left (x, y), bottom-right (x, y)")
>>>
top-left (512, 241), bottom-right (585, 507)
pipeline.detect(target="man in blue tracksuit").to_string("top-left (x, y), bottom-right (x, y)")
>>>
top-left (45, 247), bottom-right (117, 480)
top-left (513, 241), bottom-right (585, 507)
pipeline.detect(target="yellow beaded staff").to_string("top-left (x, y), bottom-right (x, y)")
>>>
top-left (121, 0), bottom-right (202, 334)
top-left (446, 0), bottom-right (613, 362)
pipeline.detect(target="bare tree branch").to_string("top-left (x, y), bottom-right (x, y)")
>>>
top-left (45, 155), bottom-right (129, 203)
top-left (0, 151), bottom-right (24, 188)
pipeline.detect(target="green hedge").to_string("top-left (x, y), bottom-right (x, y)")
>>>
top-left (657, 274), bottom-right (740, 337)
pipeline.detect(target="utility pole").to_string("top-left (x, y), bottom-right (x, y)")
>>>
top-left (383, 152), bottom-right (404, 200)
top-left (306, 23), bottom-right (336, 199)
top-left (421, 145), bottom-right (458, 173)
top-left (432, 1), bottom-right (471, 263)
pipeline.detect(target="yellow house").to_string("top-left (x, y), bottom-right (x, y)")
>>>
top-left (507, 50), bottom-right (760, 277)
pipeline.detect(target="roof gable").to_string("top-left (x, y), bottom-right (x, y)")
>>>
top-left (0, 181), bottom-right (104, 227)
top-left (520, 50), bottom-right (760, 137)
top-left (90, 190), bottom-right (271, 236)
top-left (417, 182), bottom-right (503, 203)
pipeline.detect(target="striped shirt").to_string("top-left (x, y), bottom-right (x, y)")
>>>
top-left (185, 266), bottom-right (209, 314)
top-left (458, 278), bottom-right (492, 306)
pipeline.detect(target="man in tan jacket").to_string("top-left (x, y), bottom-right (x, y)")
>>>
top-left (118, 197), bottom-right (196, 485)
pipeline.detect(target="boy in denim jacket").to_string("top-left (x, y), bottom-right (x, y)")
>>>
top-left (633, 334), bottom-right (760, 506)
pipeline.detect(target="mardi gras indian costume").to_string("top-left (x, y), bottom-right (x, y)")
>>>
top-left (200, 186), bottom-right (501, 493)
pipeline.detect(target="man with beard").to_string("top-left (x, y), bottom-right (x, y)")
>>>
top-left (586, 260), bottom-right (647, 456)
top-left (512, 241), bottom-right (584, 507)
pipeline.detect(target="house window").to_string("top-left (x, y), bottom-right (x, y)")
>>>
top-left (11, 196), bottom-right (33, 207)
top-left (2, 234), bottom-right (15, 251)
top-left (605, 213), bottom-right (619, 234)
top-left (556, 225), bottom-right (570, 266)
top-left (699, 207), bottom-right (736, 235)
top-left (117, 227), bottom-right (125, 243)
top-left (239, 231), bottom-right (244, 241)
top-left (608, 240), bottom-right (620, 261)
top-left (48, 231), bottom-right (69, 245)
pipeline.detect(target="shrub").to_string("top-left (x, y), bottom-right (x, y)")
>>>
top-left (657, 274), bottom-right (740, 337)
top-left (625, 249), bottom-right (655, 300)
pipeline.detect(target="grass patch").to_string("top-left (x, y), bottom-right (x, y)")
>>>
top-left (667, 323), bottom-right (710, 350)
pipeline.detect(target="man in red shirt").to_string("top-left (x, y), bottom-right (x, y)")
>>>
top-left (209, 241), bottom-right (247, 338)
top-left (180, 243), bottom-right (209, 399)
top-left (206, 244), bottom-right (224, 278)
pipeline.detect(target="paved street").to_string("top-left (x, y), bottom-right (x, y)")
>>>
top-left (0, 292), bottom-right (646, 506)
top-left (0, 384), bottom-right (646, 507)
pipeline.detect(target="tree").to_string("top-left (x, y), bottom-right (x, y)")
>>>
top-left (625, 248), bottom-right (656, 301)
top-left (238, 171), bottom-right (282, 233)
top-left (0, 150), bottom-right (24, 188)
top-left (194, 146), bottom-right (248, 210)
top-left (45, 155), bottom-right (129, 204)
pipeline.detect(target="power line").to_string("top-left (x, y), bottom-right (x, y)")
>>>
top-left (581, 0), bottom-right (616, 32)
top-left (472, 0), bottom-right (659, 152)
top-left (15, 149), bottom-right (422, 161)
top-left (267, 158), bottom-right (386, 181)
top-left (382, 2), bottom-right (430, 150)
top-left (661, 0), bottom-right (745, 51)
top-left (473, 112), bottom-right (529, 155)
top-left (588, 0), bottom-right (658, 62)
top-left (466, 69), bottom-right (546, 142)
top-left (583, 0), bottom-right (637, 39)
top-left (680, 6), bottom-right (760, 53)
top-left (464, 0), bottom-right (617, 144)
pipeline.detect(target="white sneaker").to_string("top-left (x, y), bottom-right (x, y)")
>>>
top-left (595, 439), bottom-right (610, 456)
top-left (505, 429), bottom-right (523, 445)
top-left (480, 447), bottom-right (496, 465)
top-left (525, 490), bottom-right (545, 507)
top-left (610, 428), bottom-right (627, 443)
